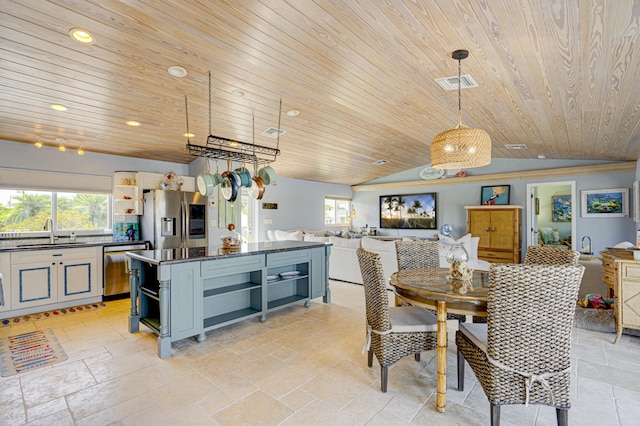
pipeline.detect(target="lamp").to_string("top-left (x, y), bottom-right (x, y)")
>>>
top-left (431, 49), bottom-right (491, 169)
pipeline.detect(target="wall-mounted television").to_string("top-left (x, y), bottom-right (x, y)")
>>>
top-left (379, 193), bottom-right (437, 229)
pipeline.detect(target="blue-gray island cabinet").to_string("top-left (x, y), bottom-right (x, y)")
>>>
top-left (127, 241), bottom-right (331, 358)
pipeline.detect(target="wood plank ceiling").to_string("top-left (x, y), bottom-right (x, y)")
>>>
top-left (1, 0), bottom-right (639, 185)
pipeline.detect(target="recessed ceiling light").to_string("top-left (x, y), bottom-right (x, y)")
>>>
top-left (167, 66), bottom-right (188, 78)
top-left (232, 89), bottom-right (245, 97)
top-left (51, 104), bottom-right (67, 111)
top-left (183, 132), bottom-right (195, 138)
top-left (372, 160), bottom-right (389, 166)
top-left (287, 110), bottom-right (300, 117)
top-left (126, 120), bottom-right (141, 127)
top-left (58, 144), bottom-right (66, 152)
top-left (34, 140), bottom-right (43, 149)
top-left (69, 28), bottom-right (95, 44)
top-left (77, 147), bottom-right (85, 156)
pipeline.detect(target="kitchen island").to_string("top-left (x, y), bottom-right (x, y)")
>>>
top-left (127, 240), bottom-right (331, 358)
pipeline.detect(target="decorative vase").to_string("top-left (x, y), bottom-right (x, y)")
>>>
top-left (446, 243), bottom-right (469, 264)
top-left (446, 243), bottom-right (473, 282)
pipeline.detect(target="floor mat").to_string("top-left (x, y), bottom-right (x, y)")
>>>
top-left (0, 329), bottom-right (68, 376)
top-left (1, 302), bottom-right (108, 327)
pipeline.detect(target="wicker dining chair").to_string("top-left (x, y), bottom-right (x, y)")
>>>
top-left (357, 248), bottom-right (438, 392)
top-left (456, 263), bottom-right (584, 426)
top-left (524, 245), bottom-right (580, 266)
top-left (395, 240), bottom-right (467, 323)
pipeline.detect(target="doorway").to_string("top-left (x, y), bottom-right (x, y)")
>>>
top-left (526, 181), bottom-right (576, 250)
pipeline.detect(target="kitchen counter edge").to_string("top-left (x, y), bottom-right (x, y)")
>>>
top-left (127, 241), bottom-right (332, 266)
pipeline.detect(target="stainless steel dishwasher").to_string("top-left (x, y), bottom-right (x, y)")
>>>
top-left (104, 242), bottom-right (149, 300)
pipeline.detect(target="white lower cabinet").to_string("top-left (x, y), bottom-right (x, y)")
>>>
top-left (0, 252), bottom-right (11, 314)
top-left (10, 247), bottom-right (101, 311)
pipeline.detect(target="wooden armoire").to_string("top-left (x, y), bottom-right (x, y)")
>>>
top-left (465, 205), bottom-right (522, 263)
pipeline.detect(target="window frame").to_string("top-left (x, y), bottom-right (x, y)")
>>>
top-left (0, 188), bottom-right (113, 237)
top-left (324, 196), bottom-right (352, 227)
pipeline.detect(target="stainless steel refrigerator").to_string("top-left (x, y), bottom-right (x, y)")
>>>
top-left (140, 190), bottom-right (207, 249)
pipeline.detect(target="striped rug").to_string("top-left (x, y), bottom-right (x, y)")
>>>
top-left (0, 329), bottom-right (68, 376)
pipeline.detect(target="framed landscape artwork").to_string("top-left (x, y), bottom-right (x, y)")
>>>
top-left (380, 193), bottom-right (437, 229)
top-left (581, 188), bottom-right (629, 218)
top-left (480, 185), bottom-right (510, 205)
top-left (552, 195), bottom-right (571, 222)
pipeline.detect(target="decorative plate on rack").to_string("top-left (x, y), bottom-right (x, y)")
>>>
top-left (419, 166), bottom-right (445, 180)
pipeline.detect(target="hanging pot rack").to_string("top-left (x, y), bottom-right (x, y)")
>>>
top-left (185, 71), bottom-right (281, 166)
top-left (186, 135), bottom-right (280, 165)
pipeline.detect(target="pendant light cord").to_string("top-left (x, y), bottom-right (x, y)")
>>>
top-left (457, 57), bottom-right (462, 127)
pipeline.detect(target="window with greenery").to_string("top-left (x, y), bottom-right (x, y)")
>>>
top-left (325, 197), bottom-right (351, 226)
top-left (0, 189), bottom-right (111, 232)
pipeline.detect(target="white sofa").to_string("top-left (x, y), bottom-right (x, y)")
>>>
top-left (267, 229), bottom-right (490, 285)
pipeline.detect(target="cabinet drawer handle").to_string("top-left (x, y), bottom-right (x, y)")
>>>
top-left (59, 262), bottom-right (63, 265)
top-left (486, 227), bottom-right (490, 231)
top-left (52, 262), bottom-right (56, 265)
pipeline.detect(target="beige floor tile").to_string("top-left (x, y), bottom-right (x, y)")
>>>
top-left (87, 352), bottom-right (152, 383)
top-left (212, 390), bottom-right (293, 425)
top-left (278, 388), bottom-right (317, 412)
top-left (25, 408), bottom-right (75, 426)
top-left (0, 398), bottom-right (26, 425)
top-left (280, 398), bottom-right (362, 425)
top-left (20, 359), bottom-right (97, 408)
top-left (26, 396), bottom-right (68, 422)
top-left (66, 367), bottom-right (171, 420)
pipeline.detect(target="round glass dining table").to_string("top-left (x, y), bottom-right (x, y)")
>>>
top-left (389, 268), bottom-right (489, 413)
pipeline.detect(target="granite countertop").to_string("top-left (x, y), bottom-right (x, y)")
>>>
top-left (0, 240), bottom-right (149, 252)
top-left (127, 240), bottom-right (331, 266)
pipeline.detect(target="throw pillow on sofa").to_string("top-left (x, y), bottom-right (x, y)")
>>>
top-left (361, 236), bottom-right (396, 253)
top-left (303, 234), bottom-right (330, 242)
top-left (328, 236), bottom-right (362, 249)
top-left (274, 229), bottom-right (303, 241)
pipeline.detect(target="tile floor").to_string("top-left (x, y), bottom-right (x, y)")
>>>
top-left (1, 280), bottom-right (639, 425)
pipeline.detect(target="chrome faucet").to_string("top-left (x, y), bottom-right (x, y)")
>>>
top-left (43, 217), bottom-right (57, 244)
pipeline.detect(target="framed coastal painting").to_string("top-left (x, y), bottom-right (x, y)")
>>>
top-left (480, 185), bottom-right (510, 205)
top-left (380, 193), bottom-right (437, 229)
top-left (581, 188), bottom-right (629, 218)
top-left (552, 195), bottom-right (571, 222)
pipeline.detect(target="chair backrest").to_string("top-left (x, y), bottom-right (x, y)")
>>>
top-left (395, 240), bottom-right (440, 270)
top-left (486, 263), bottom-right (584, 373)
top-left (357, 248), bottom-right (392, 333)
top-left (524, 245), bottom-right (580, 265)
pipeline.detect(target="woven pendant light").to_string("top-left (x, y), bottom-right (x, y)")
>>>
top-left (431, 49), bottom-right (491, 169)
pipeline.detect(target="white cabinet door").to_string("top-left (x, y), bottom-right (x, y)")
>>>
top-left (0, 253), bottom-right (12, 313)
top-left (57, 256), bottom-right (99, 302)
top-left (11, 260), bottom-right (58, 309)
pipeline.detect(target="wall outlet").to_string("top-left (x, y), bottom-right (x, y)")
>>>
top-left (210, 220), bottom-right (217, 227)
top-left (264, 218), bottom-right (272, 224)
